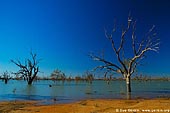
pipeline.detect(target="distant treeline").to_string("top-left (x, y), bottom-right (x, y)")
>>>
top-left (1, 74), bottom-right (169, 81)
top-left (0, 71), bottom-right (169, 85)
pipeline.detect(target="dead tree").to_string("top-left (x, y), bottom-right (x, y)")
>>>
top-left (50, 69), bottom-right (66, 83)
top-left (84, 71), bottom-right (94, 84)
top-left (1, 71), bottom-right (11, 84)
top-left (11, 52), bottom-right (40, 85)
top-left (90, 16), bottom-right (159, 94)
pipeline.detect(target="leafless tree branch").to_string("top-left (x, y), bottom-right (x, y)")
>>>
top-left (11, 52), bottom-right (40, 84)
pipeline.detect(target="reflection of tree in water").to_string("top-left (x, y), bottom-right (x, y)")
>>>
top-left (85, 84), bottom-right (93, 95)
top-left (24, 85), bottom-right (37, 96)
top-left (50, 85), bottom-right (66, 98)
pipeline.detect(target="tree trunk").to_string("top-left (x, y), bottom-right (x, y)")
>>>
top-left (126, 76), bottom-right (131, 92)
top-left (5, 79), bottom-right (8, 84)
top-left (28, 79), bottom-right (33, 85)
top-left (28, 77), bottom-right (33, 85)
top-left (126, 76), bottom-right (131, 99)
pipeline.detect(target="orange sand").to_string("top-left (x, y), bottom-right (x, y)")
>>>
top-left (0, 99), bottom-right (170, 113)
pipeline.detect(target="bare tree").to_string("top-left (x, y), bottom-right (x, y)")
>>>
top-left (84, 71), bottom-right (94, 84)
top-left (50, 69), bottom-right (66, 83)
top-left (1, 71), bottom-right (11, 84)
top-left (90, 16), bottom-right (159, 94)
top-left (11, 52), bottom-right (40, 85)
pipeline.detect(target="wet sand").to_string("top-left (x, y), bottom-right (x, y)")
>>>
top-left (0, 98), bottom-right (170, 113)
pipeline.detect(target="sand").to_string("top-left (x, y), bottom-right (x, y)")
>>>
top-left (0, 99), bottom-right (170, 113)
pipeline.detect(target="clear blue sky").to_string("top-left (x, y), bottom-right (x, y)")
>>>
top-left (0, 0), bottom-right (169, 77)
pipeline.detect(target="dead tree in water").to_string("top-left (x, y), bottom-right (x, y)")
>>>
top-left (11, 52), bottom-right (40, 85)
top-left (1, 71), bottom-right (11, 84)
top-left (90, 16), bottom-right (159, 95)
top-left (84, 71), bottom-right (94, 84)
top-left (50, 69), bottom-right (66, 83)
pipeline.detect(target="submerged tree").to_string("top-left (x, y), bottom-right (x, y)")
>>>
top-left (11, 52), bottom-right (40, 85)
top-left (50, 69), bottom-right (66, 83)
top-left (90, 16), bottom-right (159, 94)
top-left (1, 71), bottom-right (11, 84)
top-left (83, 71), bottom-right (94, 84)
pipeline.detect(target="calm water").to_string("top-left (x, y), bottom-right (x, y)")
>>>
top-left (0, 80), bottom-right (169, 104)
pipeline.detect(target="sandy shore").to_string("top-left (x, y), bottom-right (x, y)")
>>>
top-left (0, 99), bottom-right (170, 113)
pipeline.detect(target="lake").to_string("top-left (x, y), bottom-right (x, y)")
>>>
top-left (0, 80), bottom-right (169, 104)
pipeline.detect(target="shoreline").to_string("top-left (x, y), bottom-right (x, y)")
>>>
top-left (0, 98), bottom-right (169, 113)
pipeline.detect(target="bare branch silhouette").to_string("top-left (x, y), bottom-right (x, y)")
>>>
top-left (11, 52), bottom-right (40, 85)
top-left (90, 15), bottom-right (160, 94)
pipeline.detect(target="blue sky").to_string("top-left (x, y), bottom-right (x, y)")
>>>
top-left (0, 0), bottom-right (170, 77)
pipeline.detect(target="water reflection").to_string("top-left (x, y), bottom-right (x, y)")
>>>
top-left (0, 80), bottom-right (169, 103)
top-left (24, 85), bottom-right (37, 96)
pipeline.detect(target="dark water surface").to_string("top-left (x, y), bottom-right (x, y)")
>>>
top-left (0, 80), bottom-right (169, 104)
